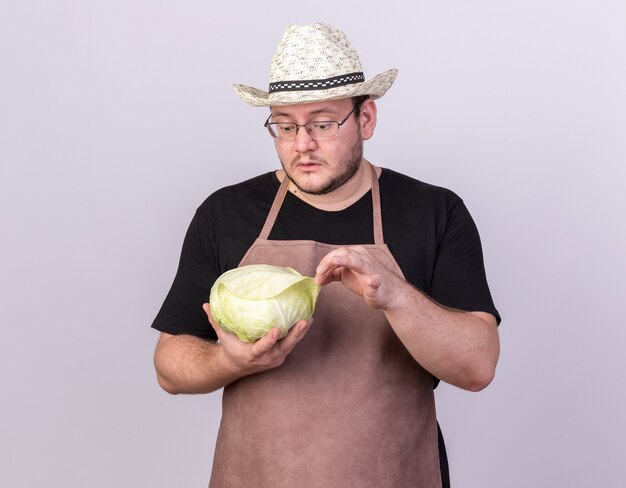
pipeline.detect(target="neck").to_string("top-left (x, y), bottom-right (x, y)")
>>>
top-left (278, 159), bottom-right (379, 211)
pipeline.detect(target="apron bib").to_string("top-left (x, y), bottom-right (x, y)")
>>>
top-left (210, 164), bottom-right (441, 488)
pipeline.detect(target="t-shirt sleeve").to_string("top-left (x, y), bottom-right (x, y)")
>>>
top-left (429, 198), bottom-right (501, 324)
top-left (151, 208), bottom-right (219, 340)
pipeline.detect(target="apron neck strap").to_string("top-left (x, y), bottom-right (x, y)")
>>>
top-left (259, 174), bottom-right (290, 240)
top-left (369, 162), bottom-right (384, 245)
top-left (259, 163), bottom-right (385, 245)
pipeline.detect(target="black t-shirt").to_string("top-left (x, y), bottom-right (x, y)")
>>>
top-left (151, 167), bottom-right (499, 488)
top-left (152, 167), bottom-right (500, 340)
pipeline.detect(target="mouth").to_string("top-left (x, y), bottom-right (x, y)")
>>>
top-left (294, 161), bottom-right (323, 173)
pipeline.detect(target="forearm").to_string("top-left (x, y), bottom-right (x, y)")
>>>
top-left (314, 246), bottom-right (500, 391)
top-left (154, 333), bottom-right (240, 394)
top-left (154, 311), bottom-right (314, 395)
top-left (384, 280), bottom-right (500, 392)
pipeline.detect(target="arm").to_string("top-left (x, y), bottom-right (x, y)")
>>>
top-left (154, 304), bottom-right (313, 394)
top-left (315, 246), bottom-right (499, 392)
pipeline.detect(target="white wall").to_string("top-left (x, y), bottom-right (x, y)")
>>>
top-left (1, 1), bottom-right (624, 486)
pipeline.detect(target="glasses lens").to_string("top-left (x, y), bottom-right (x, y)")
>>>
top-left (265, 120), bottom-right (342, 140)
top-left (268, 123), bottom-right (298, 139)
top-left (306, 122), bottom-right (339, 140)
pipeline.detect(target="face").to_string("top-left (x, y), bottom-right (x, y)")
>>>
top-left (269, 99), bottom-right (372, 196)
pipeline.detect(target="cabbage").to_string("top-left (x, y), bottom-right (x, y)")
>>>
top-left (209, 264), bottom-right (320, 342)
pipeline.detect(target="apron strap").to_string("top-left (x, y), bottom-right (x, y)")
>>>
top-left (259, 164), bottom-right (385, 245)
top-left (369, 162), bottom-right (384, 245)
top-left (259, 173), bottom-right (290, 240)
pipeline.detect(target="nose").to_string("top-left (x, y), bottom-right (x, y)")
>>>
top-left (293, 125), bottom-right (317, 152)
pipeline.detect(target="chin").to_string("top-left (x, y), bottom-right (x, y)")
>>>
top-left (287, 171), bottom-right (329, 194)
top-left (295, 180), bottom-right (332, 196)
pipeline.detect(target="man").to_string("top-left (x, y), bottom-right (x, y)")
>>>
top-left (152, 23), bottom-right (500, 488)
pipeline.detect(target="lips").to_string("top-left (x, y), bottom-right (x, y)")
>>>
top-left (295, 161), bottom-right (322, 172)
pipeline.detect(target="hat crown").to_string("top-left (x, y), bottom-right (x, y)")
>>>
top-left (232, 22), bottom-right (397, 107)
top-left (270, 23), bottom-right (363, 84)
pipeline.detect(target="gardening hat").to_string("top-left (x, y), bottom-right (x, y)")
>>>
top-left (233, 23), bottom-right (398, 107)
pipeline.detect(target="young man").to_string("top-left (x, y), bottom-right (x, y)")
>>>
top-left (152, 23), bottom-right (500, 488)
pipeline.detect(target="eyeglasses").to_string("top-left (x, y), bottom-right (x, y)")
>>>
top-left (264, 105), bottom-right (358, 141)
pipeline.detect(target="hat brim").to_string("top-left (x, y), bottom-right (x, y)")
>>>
top-left (233, 69), bottom-right (398, 107)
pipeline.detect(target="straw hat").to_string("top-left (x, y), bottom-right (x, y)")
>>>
top-left (233, 23), bottom-right (398, 107)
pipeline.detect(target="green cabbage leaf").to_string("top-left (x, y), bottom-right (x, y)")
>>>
top-left (209, 264), bottom-right (320, 342)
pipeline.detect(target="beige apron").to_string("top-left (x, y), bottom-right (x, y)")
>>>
top-left (210, 164), bottom-right (441, 488)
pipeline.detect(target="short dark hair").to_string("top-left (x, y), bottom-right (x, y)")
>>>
top-left (351, 95), bottom-right (370, 119)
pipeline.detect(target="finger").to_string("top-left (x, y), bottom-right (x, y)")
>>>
top-left (365, 273), bottom-right (382, 289)
top-left (316, 247), bottom-right (350, 273)
top-left (203, 303), bottom-right (224, 339)
top-left (330, 248), bottom-right (372, 275)
top-left (315, 248), bottom-right (354, 284)
top-left (275, 319), bottom-right (312, 354)
top-left (315, 265), bottom-right (346, 285)
top-left (250, 327), bottom-right (281, 357)
top-left (204, 303), bottom-right (244, 347)
top-left (290, 318), bottom-right (313, 339)
top-left (203, 303), bottom-right (215, 324)
top-left (316, 254), bottom-right (367, 286)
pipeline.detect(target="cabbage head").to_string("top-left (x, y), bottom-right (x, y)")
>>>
top-left (209, 264), bottom-right (320, 342)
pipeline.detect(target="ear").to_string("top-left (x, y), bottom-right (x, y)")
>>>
top-left (358, 98), bottom-right (377, 140)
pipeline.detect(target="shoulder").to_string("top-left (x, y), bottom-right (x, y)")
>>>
top-left (196, 172), bottom-right (279, 217)
top-left (183, 172), bottom-right (280, 273)
top-left (379, 167), bottom-right (463, 213)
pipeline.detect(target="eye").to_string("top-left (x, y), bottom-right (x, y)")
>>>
top-left (277, 123), bottom-right (296, 134)
top-left (311, 122), bottom-right (333, 131)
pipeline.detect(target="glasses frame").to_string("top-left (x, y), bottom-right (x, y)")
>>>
top-left (264, 105), bottom-right (358, 141)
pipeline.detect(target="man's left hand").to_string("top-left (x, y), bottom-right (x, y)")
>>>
top-left (314, 245), bottom-right (402, 310)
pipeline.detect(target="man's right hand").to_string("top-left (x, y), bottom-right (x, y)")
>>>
top-left (154, 307), bottom-right (312, 395)
top-left (203, 303), bottom-right (313, 378)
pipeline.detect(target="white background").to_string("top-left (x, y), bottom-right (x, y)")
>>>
top-left (1, 1), bottom-right (625, 486)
